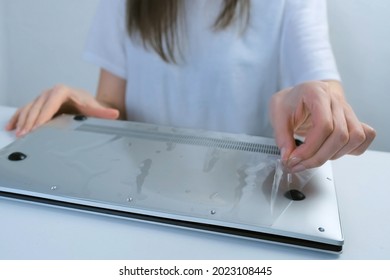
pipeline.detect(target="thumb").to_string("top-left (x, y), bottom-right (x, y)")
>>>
top-left (78, 100), bottom-right (120, 120)
top-left (274, 123), bottom-right (296, 166)
top-left (270, 89), bottom-right (296, 165)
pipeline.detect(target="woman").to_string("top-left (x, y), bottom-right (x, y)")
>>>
top-left (6, 0), bottom-right (376, 172)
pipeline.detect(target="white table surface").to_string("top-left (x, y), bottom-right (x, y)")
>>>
top-left (0, 105), bottom-right (389, 260)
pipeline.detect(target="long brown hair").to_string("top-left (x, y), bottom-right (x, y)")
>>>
top-left (126, 0), bottom-right (250, 63)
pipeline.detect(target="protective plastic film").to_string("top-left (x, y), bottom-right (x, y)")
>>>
top-left (270, 159), bottom-right (317, 218)
top-left (0, 115), bottom-right (316, 231)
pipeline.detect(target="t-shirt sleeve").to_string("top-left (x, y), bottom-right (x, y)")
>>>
top-left (280, 0), bottom-right (340, 88)
top-left (83, 0), bottom-right (127, 79)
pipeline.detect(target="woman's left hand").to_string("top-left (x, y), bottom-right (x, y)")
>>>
top-left (269, 80), bottom-right (376, 172)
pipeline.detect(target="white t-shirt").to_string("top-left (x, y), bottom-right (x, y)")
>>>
top-left (83, 0), bottom-right (340, 137)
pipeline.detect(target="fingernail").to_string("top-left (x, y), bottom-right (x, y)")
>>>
top-left (287, 157), bottom-right (302, 167)
top-left (290, 164), bottom-right (306, 173)
top-left (17, 129), bottom-right (27, 137)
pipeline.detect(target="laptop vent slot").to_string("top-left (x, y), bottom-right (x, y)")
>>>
top-left (77, 124), bottom-right (280, 155)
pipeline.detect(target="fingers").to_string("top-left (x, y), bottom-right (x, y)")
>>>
top-left (289, 122), bottom-right (375, 172)
top-left (271, 81), bottom-right (376, 173)
top-left (9, 86), bottom-right (69, 137)
top-left (75, 98), bottom-right (120, 120)
top-left (17, 89), bottom-right (63, 136)
top-left (292, 104), bottom-right (375, 171)
top-left (272, 82), bottom-right (335, 169)
top-left (5, 85), bottom-right (120, 137)
top-left (5, 108), bottom-right (22, 132)
top-left (33, 86), bottom-right (73, 127)
top-left (343, 123), bottom-right (376, 156)
top-left (14, 102), bottom-right (35, 137)
top-left (287, 92), bottom-right (347, 172)
top-left (329, 105), bottom-right (367, 160)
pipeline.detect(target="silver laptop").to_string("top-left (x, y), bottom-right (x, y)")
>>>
top-left (0, 115), bottom-right (343, 253)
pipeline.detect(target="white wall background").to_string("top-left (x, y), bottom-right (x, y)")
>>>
top-left (0, 0), bottom-right (7, 105)
top-left (0, 0), bottom-right (389, 152)
top-left (0, 0), bottom-right (99, 106)
top-left (327, 0), bottom-right (390, 152)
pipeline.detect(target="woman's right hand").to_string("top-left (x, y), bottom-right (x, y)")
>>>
top-left (5, 84), bottom-right (120, 137)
